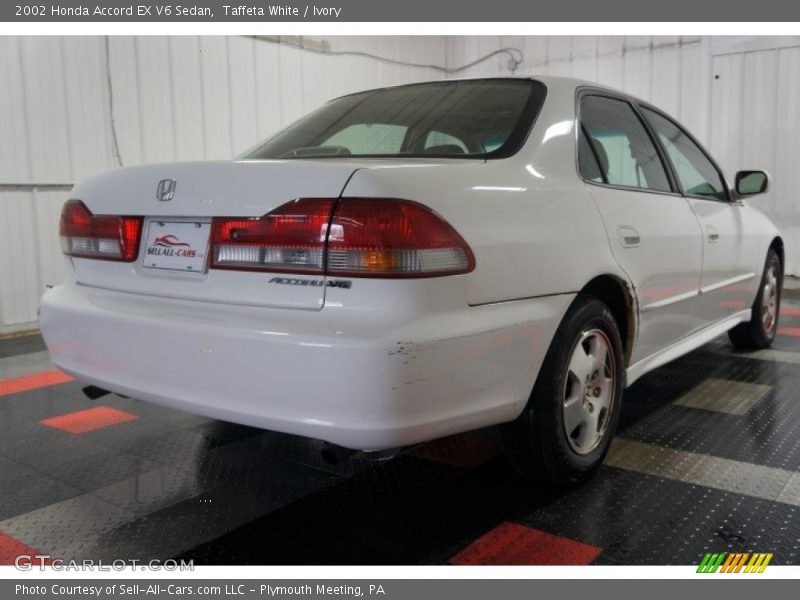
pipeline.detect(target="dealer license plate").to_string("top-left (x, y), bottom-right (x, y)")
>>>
top-left (141, 220), bottom-right (211, 273)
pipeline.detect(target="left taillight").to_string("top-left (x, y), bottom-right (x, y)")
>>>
top-left (209, 197), bottom-right (475, 277)
top-left (210, 198), bottom-right (334, 274)
top-left (59, 200), bottom-right (143, 262)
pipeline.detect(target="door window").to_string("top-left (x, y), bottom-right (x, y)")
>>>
top-left (641, 108), bottom-right (728, 201)
top-left (579, 95), bottom-right (671, 193)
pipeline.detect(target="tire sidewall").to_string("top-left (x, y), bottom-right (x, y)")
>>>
top-left (755, 250), bottom-right (783, 344)
top-left (527, 296), bottom-right (624, 481)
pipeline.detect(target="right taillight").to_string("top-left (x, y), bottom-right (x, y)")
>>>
top-left (209, 197), bottom-right (474, 278)
top-left (326, 198), bottom-right (475, 277)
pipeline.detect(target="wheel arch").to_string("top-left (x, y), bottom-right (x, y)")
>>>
top-left (579, 274), bottom-right (637, 367)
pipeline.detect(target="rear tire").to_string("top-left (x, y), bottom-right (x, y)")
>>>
top-left (728, 248), bottom-right (782, 350)
top-left (502, 295), bottom-right (624, 485)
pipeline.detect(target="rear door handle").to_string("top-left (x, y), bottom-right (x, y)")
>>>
top-left (618, 225), bottom-right (641, 248)
top-left (706, 226), bottom-right (720, 243)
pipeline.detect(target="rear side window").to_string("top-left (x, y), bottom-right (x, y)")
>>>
top-left (641, 108), bottom-right (728, 201)
top-left (579, 95), bottom-right (671, 193)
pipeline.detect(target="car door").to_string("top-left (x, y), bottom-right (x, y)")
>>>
top-left (578, 93), bottom-right (704, 363)
top-left (640, 106), bottom-right (759, 325)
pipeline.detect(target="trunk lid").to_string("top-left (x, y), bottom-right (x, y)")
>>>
top-left (69, 160), bottom-right (361, 310)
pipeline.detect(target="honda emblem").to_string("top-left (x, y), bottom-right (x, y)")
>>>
top-left (156, 178), bottom-right (176, 202)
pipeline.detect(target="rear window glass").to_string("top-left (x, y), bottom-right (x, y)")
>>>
top-left (243, 79), bottom-right (546, 160)
top-left (325, 124), bottom-right (407, 155)
top-left (424, 131), bottom-right (468, 153)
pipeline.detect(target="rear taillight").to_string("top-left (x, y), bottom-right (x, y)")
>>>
top-left (210, 198), bottom-right (334, 274)
top-left (209, 198), bottom-right (474, 278)
top-left (59, 200), bottom-right (142, 262)
top-left (326, 199), bottom-right (475, 277)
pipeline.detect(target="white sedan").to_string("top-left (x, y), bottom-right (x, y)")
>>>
top-left (40, 76), bottom-right (783, 483)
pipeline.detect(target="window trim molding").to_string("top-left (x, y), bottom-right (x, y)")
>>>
top-left (574, 87), bottom-right (681, 197)
top-left (635, 101), bottom-right (734, 204)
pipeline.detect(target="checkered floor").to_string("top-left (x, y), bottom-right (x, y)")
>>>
top-left (2, 300), bottom-right (800, 566)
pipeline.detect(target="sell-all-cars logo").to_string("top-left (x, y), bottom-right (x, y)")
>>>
top-left (147, 234), bottom-right (197, 258)
top-left (696, 552), bottom-right (773, 573)
top-left (153, 234), bottom-right (191, 248)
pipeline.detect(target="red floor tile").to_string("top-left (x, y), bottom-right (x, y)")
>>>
top-left (411, 434), bottom-right (502, 469)
top-left (780, 307), bottom-right (800, 317)
top-left (40, 405), bottom-right (138, 434)
top-left (778, 326), bottom-right (800, 337)
top-left (449, 522), bottom-right (602, 566)
top-left (0, 531), bottom-right (48, 566)
top-left (719, 300), bottom-right (747, 309)
top-left (0, 369), bottom-right (73, 398)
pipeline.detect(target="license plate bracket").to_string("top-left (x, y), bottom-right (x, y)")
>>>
top-left (141, 220), bottom-right (211, 273)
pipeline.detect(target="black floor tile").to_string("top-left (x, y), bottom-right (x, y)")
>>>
top-left (0, 333), bottom-right (46, 359)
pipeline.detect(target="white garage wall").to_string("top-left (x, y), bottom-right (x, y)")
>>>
top-left (0, 35), bottom-right (446, 330)
top-left (446, 35), bottom-right (800, 279)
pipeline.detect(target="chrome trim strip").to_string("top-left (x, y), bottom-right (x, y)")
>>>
top-left (641, 272), bottom-right (756, 313)
top-left (641, 289), bottom-right (699, 312)
top-left (700, 272), bottom-right (756, 295)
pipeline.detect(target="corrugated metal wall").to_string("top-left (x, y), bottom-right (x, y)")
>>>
top-left (446, 35), bottom-right (800, 278)
top-left (0, 35), bottom-right (446, 329)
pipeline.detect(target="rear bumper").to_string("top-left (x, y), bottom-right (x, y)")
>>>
top-left (39, 282), bottom-right (572, 449)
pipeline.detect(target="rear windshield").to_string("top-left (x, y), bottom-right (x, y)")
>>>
top-left (243, 79), bottom-right (546, 160)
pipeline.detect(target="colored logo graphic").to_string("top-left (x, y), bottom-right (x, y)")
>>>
top-left (153, 234), bottom-right (191, 247)
top-left (696, 552), bottom-right (773, 573)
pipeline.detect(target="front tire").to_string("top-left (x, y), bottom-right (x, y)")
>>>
top-left (728, 248), bottom-right (782, 350)
top-left (502, 295), bottom-right (624, 485)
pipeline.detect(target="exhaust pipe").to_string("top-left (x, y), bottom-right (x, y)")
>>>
top-left (320, 443), bottom-right (410, 465)
top-left (320, 443), bottom-right (358, 465)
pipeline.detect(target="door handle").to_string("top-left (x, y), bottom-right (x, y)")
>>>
top-left (618, 225), bottom-right (641, 248)
top-left (706, 226), bottom-right (720, 243)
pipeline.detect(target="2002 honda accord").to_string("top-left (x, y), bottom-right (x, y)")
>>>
top-left (40, 77), bottom-right (783, 483)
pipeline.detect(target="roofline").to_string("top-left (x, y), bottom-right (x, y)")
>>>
top-left (326, 74), bottom-right (627, 103)
top-left (328, 76), bottom-right (539, 102)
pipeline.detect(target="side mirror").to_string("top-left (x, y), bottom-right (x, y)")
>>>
top-left (735, 170), bottom-right (769, 197)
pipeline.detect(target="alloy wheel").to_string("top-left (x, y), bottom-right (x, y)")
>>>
top-left (761, 264), bottom-right (779, 333)
top-left (562, 328), bottom-right (616, 455)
